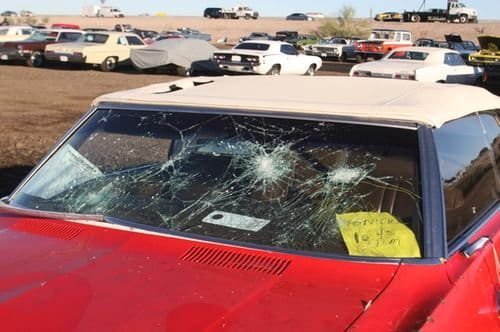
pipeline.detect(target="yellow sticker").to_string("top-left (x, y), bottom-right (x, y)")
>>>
top-left (336, 212), bottom-right (421, 258)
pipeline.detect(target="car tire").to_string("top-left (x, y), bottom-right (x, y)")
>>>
top-left (410, 14), bottom-right (420, 22)
top-left (268, 65), bottom-right (281, 76)
top-left (244, 14), bottom-right (251, 20)
top-left (26, 51), bottom-right (44, 68)
top-left (100, 56), bottom-right (117, 72)
top-left (305, 64), bottom-right (316, 76)
top-left (340, 52), bottom-right (348, 62)
top-left (355, 54), bottom-right (364, 63)
top-left (176, 66), bottom-right (192, 77)
top-left (459, 14), bottom-right (468, 24)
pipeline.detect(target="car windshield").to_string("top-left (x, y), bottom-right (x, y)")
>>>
top-left (10, 109), bottom-right (423, 258)
top-left (370, 31), bottom-right (395, 40)
top-left (28, 31), bottom-right (57, 41)
top-left (80, 33), bottom-right (109, 44)
top-left (388, 51), bottom-right (429, 61)
top-left (235, 43), bottom-right (270, 51)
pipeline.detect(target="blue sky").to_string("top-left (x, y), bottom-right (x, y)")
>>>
top-left (5, 1), bottom-right (500, 19)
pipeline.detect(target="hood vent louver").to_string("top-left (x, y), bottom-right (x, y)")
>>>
top-left (180, 245), bottom-right (291, 276)
top-left (13, 219), bottom-right (83, 240)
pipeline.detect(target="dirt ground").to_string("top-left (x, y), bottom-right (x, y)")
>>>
top-left (0, 16), bottom-right (499, 197)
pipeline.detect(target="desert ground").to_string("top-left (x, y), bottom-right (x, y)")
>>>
top-left (0, 16), bottom-right (499, 197)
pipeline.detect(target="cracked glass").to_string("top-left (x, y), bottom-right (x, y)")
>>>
top-left (11, 109), bottom-right (423, 257)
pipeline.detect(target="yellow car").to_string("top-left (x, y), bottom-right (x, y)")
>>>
top-left (45, 31), bottom-right (146, 71)
top-left (469, 35), bottom-right (500, 65)
top-left (374, 12), bottom-right (403, 22)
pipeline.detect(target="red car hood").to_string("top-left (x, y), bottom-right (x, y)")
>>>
top-left (0, 211), bottom-right (400, 331)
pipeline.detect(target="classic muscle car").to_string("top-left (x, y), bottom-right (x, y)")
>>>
top-left (0, 29), bottom-right (83, 67)
top-left (304, 37), bottom-right (360, 61)
top-left (355, 29), bottom-right (413, 62)
top-left (350, 47), bottom-right (483, 84)
top-left (44, 31), bottom-right (146, 71)
top-left (213, 40), bottom-right (322, 75)
top-left (0, 76), bottom-right (498, 331)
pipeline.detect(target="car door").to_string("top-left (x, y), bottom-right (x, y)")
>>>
top-left (279, 44), bottom-right (308, 74)
top-left (444, 52), bottom-right (478, 83)
top-left (422, 112), bottom-right (500, 330)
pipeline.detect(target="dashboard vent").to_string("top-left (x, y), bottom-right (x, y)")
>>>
top-left (13, 219), bottom-right (83, 240)
top-left (180, 245), bottom-right (291, 276)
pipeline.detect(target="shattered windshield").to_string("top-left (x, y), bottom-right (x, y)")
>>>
top-left (11, 109), bottom-right (423, 258)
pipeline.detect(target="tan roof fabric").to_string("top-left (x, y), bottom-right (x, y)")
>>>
top-left (93, 76), bottom-right (500, 128)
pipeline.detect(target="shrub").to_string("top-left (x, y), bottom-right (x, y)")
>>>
top-left (315, 5), bottom-right (369, 38)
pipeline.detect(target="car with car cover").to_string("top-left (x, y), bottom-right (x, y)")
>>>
top-left (0, 29), bottom-right (83, 67)
top-left (0, 76), bottom-right (498, 331)
top-left (44, 31), bottom-right (146, 72)
top-left (213, 40), bottom-right (322, 75)
top-left (350, 46), bottom-right (483, 84)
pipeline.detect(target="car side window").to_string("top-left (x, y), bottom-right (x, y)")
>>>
top-left (403, 33), bottom-right (411, 41)
top-left (444, 53), bottom-right (465, 66)
top-left (59, 32), bottom-right (82, 42)
top-left (280, 45), bottom-right (298, 55)
top-left (125, 36), bottom-right (144, 46)
top-left (21, 29), bottom-right (32, 35)
top-left (117, 36), bottom-right (128, 45)
top-left (478, 111), bottom-right (500, 196)
top-left (433, 114), bottom-right (498, 243)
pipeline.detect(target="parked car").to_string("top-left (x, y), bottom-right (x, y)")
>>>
top-left (50, 23), bottom-right (81, 30)
top-left (275, 30), bottom-right (298, 42)
top-left (286, 13), bottom-right (313, 21)
top-left (239, 32), bottom-right (273, 42)
top-left (44, 31), bottom-right (146, 72)
top-left (133, 29), bottom-right (159, 44)
top-left (213, 40), bottom-right (322, 75)
top-left (130, 38), bottom-right (220, 76)
top-left (0, 29), bottom-right (83, 67)
top-left (295, 34), bottom-right (320, 50)
top-left (19, 10), bottom-right (33, 17)
top-left (355, 29), bottom-right (413, 62)
top-left (374, 12), bottom-right (403, 22)
top-left (469, 35), bottom-right (500, 65)
top-left (1, 75), bottom-right (498, 331)
top-left (444, 34), bottom-right (479, 61)
top-left (350, 47), bottom-right (483, 84)
top-left (204, 7), bottom-right (223, 18)
top-left (157, 28), bottom-right (211, 42)
top-left (0, 26), bottom-right (34, 42)
top-left (1, 10), bottom-right (17, 17)
top-left (305, 37), bottom-right (360, 61)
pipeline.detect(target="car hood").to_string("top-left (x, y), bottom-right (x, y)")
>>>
top-left (354, 60), bottom-right (429, 74)
top-left (477, 35), bottom-right (500, 53)
top-left (0, 211), bottom-right (400, 331)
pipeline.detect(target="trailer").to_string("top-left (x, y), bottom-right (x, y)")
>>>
top-left (403, 0), bottom-right (478, 24)
top-left (82, 4), bottom-right (124, 18)
top-left (220, 4), bottom-right (258, 20)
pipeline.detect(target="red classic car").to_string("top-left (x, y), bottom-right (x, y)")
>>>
top-left (355, 29), bottom-right (413, 62)
top-left (0, 76), bottom-right (499, 331)
top-left (0, 29), bottom-right (84, 67)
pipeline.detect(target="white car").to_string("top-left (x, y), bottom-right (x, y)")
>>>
top-left (350, 47), bottom-right (483, 84)
top-left (305, 37), bottom-right (359, 61)
top-left (0, 26), bottom-right (34, 42)
top-left (213, 40), bottom-right (322, 75)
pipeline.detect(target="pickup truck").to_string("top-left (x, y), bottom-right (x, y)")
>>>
top-left (0, 29), bottom-right (83, 67)
top-left (220, 5), bottom-right (258, 19)
top-left (355, 29), bottom-right (413, 62)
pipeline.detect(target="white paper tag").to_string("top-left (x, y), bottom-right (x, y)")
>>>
top-left (202, 211), bottom-right (270, 232)
top-left (60, 55), bottom-right (68, 62)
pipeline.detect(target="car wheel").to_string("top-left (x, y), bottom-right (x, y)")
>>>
top-left (244, 14), bottom-right (251, 20)
top-left (340, 52), bottom-right (348, 62)
top-left (459, 14), bottom-right (468, 24)
top-left (305, 64), bottom-right (316, 76)
top-left (355, 54), bottom-right (364, 63)
top-left (176, 66), bottom-right (192, 77)
top-left (410, 14), bottom-right (420, 22)
top-left (27, 51), bottom-right (44, 67)
top-left (268, 65), bottom-right (281, 75)
top-left (100, 56), bottom-right (117, 72)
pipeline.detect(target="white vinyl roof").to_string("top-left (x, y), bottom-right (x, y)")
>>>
top-left (93, 76), bottom-right (500, 128)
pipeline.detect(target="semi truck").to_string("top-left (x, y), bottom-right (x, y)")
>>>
top-left (402, 0), bottom-right (478, 24)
